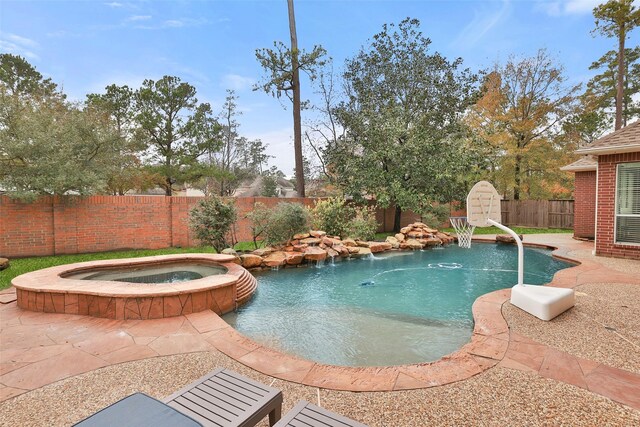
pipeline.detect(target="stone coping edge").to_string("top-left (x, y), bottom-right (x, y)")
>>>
top-left (203, 239), bottom-right (590, 392)
top-left (11, 254), bottom-right (243, 298)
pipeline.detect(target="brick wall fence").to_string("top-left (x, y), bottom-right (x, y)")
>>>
top-left (0, 196), bottom-right (321, 258)
top-left (1, 195), bottom-right (570, 259)
top-left (573, 171), bottom-right (597, 239)
top-left (595, 152), bottom-right (640, 260)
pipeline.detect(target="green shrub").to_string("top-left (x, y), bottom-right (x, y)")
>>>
top-left (418, 204), bottom-right (450, 228)
top-left (248, 202), bottom-right (310, 246)
top-left (311, 197), bottom-right (353, 237)
top-left (189, 196), bottom-right (237, 252)
top-left (345, 205), bottom-right (378, 240)
top-left (245, 202), bottom-right (270, 249)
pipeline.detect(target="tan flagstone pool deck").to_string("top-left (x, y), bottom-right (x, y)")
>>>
top-left (1, 234), bottom-right (639, 417)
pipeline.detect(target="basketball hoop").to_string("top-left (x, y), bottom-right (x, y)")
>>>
top-left (449, 217), bottom-right (475, 248)
top-left (465, 180), bottom-right (575, 321)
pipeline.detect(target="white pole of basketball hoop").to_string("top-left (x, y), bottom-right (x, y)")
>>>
top-left (480, 195), bottom-right (524, 286)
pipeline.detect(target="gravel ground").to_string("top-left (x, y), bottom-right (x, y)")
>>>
top-left (567, 249), bottom-right (640, 276)
top-left (503, 283), bottom-right (640, 374)
top-left (1, 350), bottom-right (638, 427)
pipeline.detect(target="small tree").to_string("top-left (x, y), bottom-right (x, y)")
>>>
top-left (311, 197), bottom-right (353, 237)
top-left (248, 202), bottom-right (310, 246)
top-left (189, 196), bottom-right (237, 252)
top-left (345, 206), bottom-right (378, 241)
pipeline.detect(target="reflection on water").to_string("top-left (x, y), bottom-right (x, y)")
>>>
top-left (223, 244), bottom-right (571, 366)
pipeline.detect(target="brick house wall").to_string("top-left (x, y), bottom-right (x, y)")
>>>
top-left (573, 171), bottom-right (597, 239)
top-left (595, 152), bottom-right (640, 260)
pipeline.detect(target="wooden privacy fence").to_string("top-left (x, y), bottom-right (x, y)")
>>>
top-left (500, 200), bottom-right (574, 229)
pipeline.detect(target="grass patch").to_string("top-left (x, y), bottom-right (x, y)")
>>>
top-left (441, 226), bottom-right (573, 235)
top-left (234, 240), bottom-right (265, 251)
top-left (374, 232), bottom-right (395, 240)
top-left (0, 246), bottom-right (220, 290)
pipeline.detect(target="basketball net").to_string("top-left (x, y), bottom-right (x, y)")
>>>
top-left (449, 217), bottom-right (475, 248)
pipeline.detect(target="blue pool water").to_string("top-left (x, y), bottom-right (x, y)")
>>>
top-left (223, 244), bottom-right (572, 367)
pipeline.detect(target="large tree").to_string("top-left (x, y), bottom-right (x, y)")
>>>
top-left (0, 55), bottom-right (122, 199)
top-left (201, 90), bottom-right (270, 196)
top-left (592, 0), bottom-right (640, 130)
top-left (468, 50), bottom-right (580, 200)
top-left (86, 84), bottom-right (157, 195)
top-left (586, 47), bottom-right (640, 127)
top-left (330, 18), bottom-right (479, 230)
top-left (254, 1), bottom-right (326, 197)
top-left (134, 76), bottom-right (222, 196)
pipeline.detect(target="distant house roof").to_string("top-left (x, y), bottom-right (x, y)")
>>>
top-left (233, 176), bottom-right (298, 198)
top-left (560, 155), bottom-right (598, 172)
top-left (575, 121), bottom-right (640, 155)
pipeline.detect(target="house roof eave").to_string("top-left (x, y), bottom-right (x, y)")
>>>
top-left (575, 144), bottom-right (640, 156)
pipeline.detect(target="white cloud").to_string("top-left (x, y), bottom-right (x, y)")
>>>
top-left (536, 0), bottom-right (604, 16)
top-left (132, 18), bottom-right (207, 30)
top-left (104, 2), bottom-right (123, 7)
top-left (451, 0), bottom-right (511, 49)
top-left (0, 33), bottom-right (40, 60)
top-left (221, 74), bottom-right (256, 92)
top-left (5, 33), bottom-right (39, 48)
top-left (127, 15), bottom-right (152, 22)
top-left (163, 20), bottom-right (185, 28)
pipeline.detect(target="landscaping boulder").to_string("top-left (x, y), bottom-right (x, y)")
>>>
top-left (263, 251), bottom-right (287, 267)
top-left (284, 252), bottom-right (304, 265)
top-left (304, 246), bottom-right (327, 262)
top-left (0, 258), bottom-right (8, 271)
top-left (252, 247), bottom-right (274, 257)
top-left (400, 239), bottom-right (423, 250)
top-left (395, 233), bottom-right (405, 242)
top-left (293, 232), bottom-right (310, 240)
top-left (351, 247), bottom-right (372, 258)
top-left (334, 245), bottom-right (350, 256)
top-left (309, 230), bottom-right (327, 238)
top-left (421, 236), bottom-right (442, 247)
top-left (292, 244), bottom-right (308, 252)
top-left (496, 234), bottom-right (523, 244)
top-left (240, 254), bottom-right (263, 269)
top-left (346, 246), bottom-right (361, 254)
top-left (369, 242), bottom-right (393, 253)
top-left (386, 236), bottom-right (400, 249)
top-left (326, 247), bottom-right (339, 258)
top-left (342, 238), bottom-right (357, 247)
top-left (300, 237), bottom-right (322, 245)
top-left (221, 248), bottom-right (237, 256)
top-left (436, 232), bottom-right (455, 244)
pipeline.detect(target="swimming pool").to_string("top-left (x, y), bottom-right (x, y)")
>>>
top-left (223, 243), bottom-right (571, 367)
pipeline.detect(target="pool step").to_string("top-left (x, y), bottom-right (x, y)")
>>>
top-left (235, 270), bottom-right (257, 306)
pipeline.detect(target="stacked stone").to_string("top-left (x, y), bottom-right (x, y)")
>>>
top-left (385, 222), bottom-right (455, 250)
top-left (232, 223), bottom-right (455, 270)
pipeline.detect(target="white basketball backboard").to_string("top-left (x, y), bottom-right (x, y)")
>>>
top-left (466, 181), bottom-right (502, 227)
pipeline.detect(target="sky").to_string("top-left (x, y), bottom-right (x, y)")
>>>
top-left (1, 0), bottom-right (638, 175)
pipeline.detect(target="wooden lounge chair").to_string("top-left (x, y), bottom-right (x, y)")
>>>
top-left (74, 368), bottom-right (283, 427)
top-left (274, 400), bottom-right (368, 427)
top-left (163, 367), bottom-right (283, 426)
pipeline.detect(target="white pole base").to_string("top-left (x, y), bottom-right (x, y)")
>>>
top-left (510, 284), bottom-right (575, 321)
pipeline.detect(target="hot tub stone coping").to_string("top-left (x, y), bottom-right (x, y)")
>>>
top-left (11, 254), bottom-right (240, 298)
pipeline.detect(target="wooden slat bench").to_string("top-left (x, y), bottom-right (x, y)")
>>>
top-left (274, 401), bottom-right (368, 427)
top-left (163, 367), bottom-right (283, 427)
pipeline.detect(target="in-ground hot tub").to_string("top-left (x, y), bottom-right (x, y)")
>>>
top-left (12, 254), bottom-right (257, 319)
